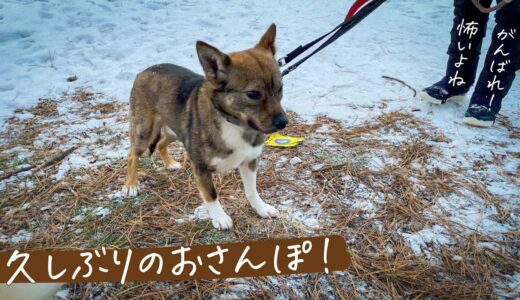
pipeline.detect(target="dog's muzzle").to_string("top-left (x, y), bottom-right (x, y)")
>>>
top-left (272, 114), bottom-right (288, 130)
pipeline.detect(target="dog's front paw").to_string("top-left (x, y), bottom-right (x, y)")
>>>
top-left (205, 201), bottom-right (233, 230)
top-left (122, 184), bottom-right (140, 197)
top-left (253, 202), bottom-right (279, 218)
top-left (166, 161), bottom-right (182, 170)
top-left (211, 214), bottom-right (233, 230)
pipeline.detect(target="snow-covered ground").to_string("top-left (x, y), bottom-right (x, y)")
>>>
top-left (1, 0), bottom-right (518, 170)
top-left (1, 1), bottom-right (517, 118)
top-left (0, 0), bottom-right (518, 298)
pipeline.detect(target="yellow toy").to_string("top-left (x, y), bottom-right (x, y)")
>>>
top-left (265, 132), bottom-right (304, 147)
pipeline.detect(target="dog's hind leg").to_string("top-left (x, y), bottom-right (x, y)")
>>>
top-left (158, 126), bottom-right (182, 170)
top-left (123, 103), bottom-right (157, 196)
top-left (123, 147), bottom-right (142, 196)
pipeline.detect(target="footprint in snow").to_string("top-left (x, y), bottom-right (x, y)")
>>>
top-left (97, 4), bottom-right (113, 12)
top-left (74, 34), bottom-right (95, 45)
top-left (0, 30), bottom-right (33, 44)
top-left (98, 23), bottom-right (115, 33)
top-left (145, 2), bottom-right (165, 10)
top-left (131, 16), bottom-right (148, 25)
top-left (39, 11), bottom-right (53, 19)
top-left (17, 39), bottom-right (34, 50)
top-left (0, 84), bottom-right (14, 92)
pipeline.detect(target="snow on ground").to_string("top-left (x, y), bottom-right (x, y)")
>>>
top-left (0, 0), bottom-right (519, 297)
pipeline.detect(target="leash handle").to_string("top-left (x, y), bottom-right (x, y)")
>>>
top-left (346, 0), bottom-right (373, 20)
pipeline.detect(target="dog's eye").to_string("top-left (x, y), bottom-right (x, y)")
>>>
top-left (278, 85), bottom-right (283, 93)
top-left (246, 90), bottom-right (262, 100)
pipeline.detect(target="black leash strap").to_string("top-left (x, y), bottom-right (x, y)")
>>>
top-left (277, 23), bottom-right (344, 67)
top-left (279, 0), bottom-right (387, 77)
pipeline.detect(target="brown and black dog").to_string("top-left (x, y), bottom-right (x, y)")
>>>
top-left (123, 24), bottom-right (288, 230)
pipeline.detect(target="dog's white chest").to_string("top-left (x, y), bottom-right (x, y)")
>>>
top-left (211, 121), bottom-right (262, 172)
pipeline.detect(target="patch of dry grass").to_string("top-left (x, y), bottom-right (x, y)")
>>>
top-left (0, 94), bottom-right (518, 299)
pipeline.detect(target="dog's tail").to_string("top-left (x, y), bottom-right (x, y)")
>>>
top-left (149, 130), bottom-right (161, 156)
top-left (147, 115), bottom-right (163, 156)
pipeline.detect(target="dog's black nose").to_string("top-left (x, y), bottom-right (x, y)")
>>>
top-left (272, 114), bottom-right (288, 130)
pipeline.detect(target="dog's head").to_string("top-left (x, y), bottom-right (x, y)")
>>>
top-left (196, 24), bottom-right (287, 134)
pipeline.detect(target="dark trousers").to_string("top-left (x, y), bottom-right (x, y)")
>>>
top-left (444, 0), bottom-right (520, 113)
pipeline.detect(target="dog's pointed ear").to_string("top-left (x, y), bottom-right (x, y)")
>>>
top-left (255, 23), bottom-right (276, 55)
top-left (196, 41), bottom-right (230, 87)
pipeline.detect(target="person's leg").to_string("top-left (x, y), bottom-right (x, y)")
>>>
top-left (464, 0), bottom-right (520, 127)
top-left (420, 0), bottom-right (491, 104)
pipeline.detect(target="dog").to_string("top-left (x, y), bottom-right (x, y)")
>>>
top-left (123, 24), bottom-right (287, 230)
